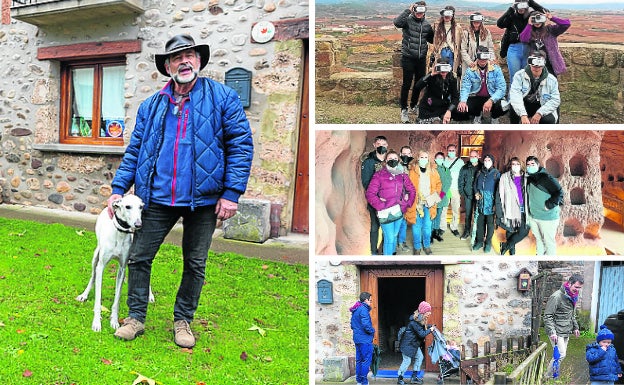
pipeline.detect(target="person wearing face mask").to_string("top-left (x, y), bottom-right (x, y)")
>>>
top-left (432, 152), bottom-right (450, 243)
top-left (397, 146), bottom-right (415, 253)
top-left (441, 144), bottom-right (465, 238)
top-left (405, 151), bottom-right (442, 255)
top-left (394, 1), bottom-right (435, 123)
top-left (495, 157), bottom-right (529, 255)
top-left (472, 154), bottom-right (500, 253)
top-left (453, 46), bottom-right (507, 124)
top-left (361, 136), bottom-right (390, 255)
top-left (497, 0), bottom-right (547, 83)
top-left (525, 155), bottom-right (563, 255)
top-left (458, 150), bottom-right (482, 240)
top-left (366, 150), bottom-right (417, 255)
top-left (520, 10), bottom-right (570, 77)
top-left (509, 50), bottom-right (560, 124)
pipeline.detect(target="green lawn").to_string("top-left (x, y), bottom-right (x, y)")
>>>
top-left (0, 217), bottom-right (308, 384)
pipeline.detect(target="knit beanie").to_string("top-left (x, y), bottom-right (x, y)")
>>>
top-left (597, 324), bottom-right (615, 343)
top-left (484, 154), bottom-right (495, 163)
top-left (418, 301), bottom-right (432, 314)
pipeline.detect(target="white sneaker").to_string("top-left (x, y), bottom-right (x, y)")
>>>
top-left (501, 99), bottom-right (510, 112)
top-left (410, 106), bottom-right (418, 115)
top-left (401, 109), bottom-right (409, 123)
top-left (473, 115), bottom-right (482, 124)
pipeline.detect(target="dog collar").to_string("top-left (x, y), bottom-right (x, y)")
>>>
top-left (113, 213), bottom-right (134, 234)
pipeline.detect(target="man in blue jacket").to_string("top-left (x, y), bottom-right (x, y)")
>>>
top-left (350, 292), bottom-right (376, 385)
top-left (109, 34), bottom-right (253, 347)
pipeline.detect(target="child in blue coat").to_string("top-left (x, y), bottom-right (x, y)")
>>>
top-left (586, 325), bottom-right (623, 385)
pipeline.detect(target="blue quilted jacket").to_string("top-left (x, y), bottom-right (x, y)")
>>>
top-left (586, 342), bottom-right (622, 382)
top-left (112, 78), bottom-right (253, 208)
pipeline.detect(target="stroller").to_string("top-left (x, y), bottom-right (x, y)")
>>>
top-left (428, 326), bottom-right (460, 384)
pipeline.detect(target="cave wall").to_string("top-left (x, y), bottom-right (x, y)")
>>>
top-left (315, 130), bottom-right (610, 255)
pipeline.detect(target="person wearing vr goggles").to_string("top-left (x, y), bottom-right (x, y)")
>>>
top-left (461, 12), bottom-right (495, 72)
top-left (519, 10), bottom-right (570, 77)
top-left (496, 0), bottom-right (547, 83)
top-left (394, 1), bottom-right (434, 123)
top-left (431, 5), bottom-right (463, 76)
top-left (411, 57), bottom-right (459, 124)
top-left (509, 50), bottom-right (560, 124)
top-left (454, 46), bottom-right (507, 124)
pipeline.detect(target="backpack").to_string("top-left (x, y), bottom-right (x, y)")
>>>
top-left (397, 326), bottom-right (407, 344)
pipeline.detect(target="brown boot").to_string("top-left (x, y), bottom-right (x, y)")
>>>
top-left (174, 320), bottom-right (196, 348)
top-left (113, 317), bottom-right (145, 341)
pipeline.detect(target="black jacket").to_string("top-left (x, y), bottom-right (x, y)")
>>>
top-left (394, 10), bottom-right (434, 60)
top-left (458, 161), bottom-right (481, 198)
top-left (361, 151), bottom-right (384, 190)
top-left (497, 0), bottom-right (546, 45)
top-left (414, 73), bottom-right (459, 118)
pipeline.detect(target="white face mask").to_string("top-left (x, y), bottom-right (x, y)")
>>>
top-left (511, 165), bottom-right (521, 174)
top-left (484, 160), bottom-right (492, 169)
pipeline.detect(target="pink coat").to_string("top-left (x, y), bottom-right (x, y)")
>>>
top-left (366, 168), bottom-right (416, 213)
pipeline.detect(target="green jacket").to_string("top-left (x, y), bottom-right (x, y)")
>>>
top-left (543, 285), bottom-right (579, 337)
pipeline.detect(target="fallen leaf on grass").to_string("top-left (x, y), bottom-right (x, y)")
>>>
top-left (248, 325), bottom-right (266, 337)
top-left (101, 358), bottom-right (112, 365)
top-left (16, 329), bottom-right (25, 334)
top-left (51, 297), bottom-right (61, 304)
top-left (130, 372), bottom-right (158, 385)
top-left (261, 264), bottom-right (269, 270)
top-left (23, 369), bottom-right (33, 377)
top-left (9, 231), bottom-right (27, 237)
top-left (180, 348), bottom-right (193, 354)
top-left (75, 230), bottom-right (85, 236)
top-left (240, 351), bottom-right (248, 361)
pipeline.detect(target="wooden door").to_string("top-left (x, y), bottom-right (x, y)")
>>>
top-left (292, 38), bottom-right (309, 233)
top-left (360, 265), bottom-right (444, 372)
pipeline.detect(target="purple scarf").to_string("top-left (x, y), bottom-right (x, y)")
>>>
top-left (563, 282), bottom-right (578, 307)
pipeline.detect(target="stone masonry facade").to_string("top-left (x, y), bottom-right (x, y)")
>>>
top-left (0, 0), bottom-right (308, 235)
top-left (314, 260), bottom-right (535, 380)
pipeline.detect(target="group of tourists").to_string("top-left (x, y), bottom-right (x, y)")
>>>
top-left (351, 275), bottom-right (622, 385)
top-left (362, 136), bottom-right (564, 256)
top-left (394, 0), bottom-right (568, 124)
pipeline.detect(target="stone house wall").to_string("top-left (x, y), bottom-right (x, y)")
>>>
top-left (314, 260), bottom-right (535, 379)
top-left (0, 0), bottom-right (308, 235)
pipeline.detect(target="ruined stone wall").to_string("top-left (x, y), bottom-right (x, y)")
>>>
top-left (0, 0), bottom-right (308, 234)
top-left (314, 261), bottom-right (533, 379)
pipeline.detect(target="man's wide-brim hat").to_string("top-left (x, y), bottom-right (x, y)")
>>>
top-left (155, 34), bottom-right (210, 77)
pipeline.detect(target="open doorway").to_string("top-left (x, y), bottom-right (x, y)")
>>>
top-left (377, 277), bottom-right (426, 370)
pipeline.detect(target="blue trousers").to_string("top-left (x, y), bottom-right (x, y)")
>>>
top-left (380, 218), bottom-right (402, 255)
top-left (412, 208), bottom-right (432, 250)
top-left (398, 218), bottom-right (407, 244)
top-left (398, 348), bottom-right (424, 377)
top-left (506, 43), bottom-right (528, 83)
top-left (126, 203), bottom-right (217, 323)
top-left (355, 342), bottom-right (373, 385)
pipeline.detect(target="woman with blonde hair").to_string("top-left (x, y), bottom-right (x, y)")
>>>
top-left (405, 150), bottom-right (442, 255)
top-left (460, 12), bottom-right (495, 71)
top-left (397, 301), bottom-right (435, 385)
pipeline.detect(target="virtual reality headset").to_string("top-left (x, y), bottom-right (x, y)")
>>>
top-left (435, 63), bottom-right (452, 73)
top-left (527, 55), bottom-right (546, 67)
top-left (441, 9), bottom-right (454, 17)
top-left (414, 5), bottom-right (427, 13)
top-left (476, 51), bottom-right (494, 60)
top-left (470, 14), bottom-right (484, 22)
top-left (531, 14), bottom-right (547, 23)
top-left (514, 1), bottom-right (529, 9)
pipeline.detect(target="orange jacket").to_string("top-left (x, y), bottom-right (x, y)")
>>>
top-left (405, 164), bottom-right (442, 224)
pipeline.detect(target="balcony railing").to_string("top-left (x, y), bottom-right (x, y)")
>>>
top-left (11, 0), bottom-right (145, 27)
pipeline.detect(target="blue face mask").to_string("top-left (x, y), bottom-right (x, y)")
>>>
top-left (470, 157), bottom-right (478, 165)
top-left (447, 151), bottom-right (456, 159)
top-left (418, 158), bottom-right (428, 168)
top-left (435, 158), bottom-right (443, 166)
top-left (527, 165), bottom-right (539, 174)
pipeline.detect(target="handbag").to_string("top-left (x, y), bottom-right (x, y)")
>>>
top-left (377, 204), bottom-right (403, 224)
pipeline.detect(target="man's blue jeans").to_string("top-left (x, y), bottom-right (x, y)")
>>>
top-left (355, 342), bottom-right (373, 385)
top-left (126, 203), bottom-right (217, 323)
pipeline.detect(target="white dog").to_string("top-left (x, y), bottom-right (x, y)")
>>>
top-left (76, 194), bottom-right (154, 332)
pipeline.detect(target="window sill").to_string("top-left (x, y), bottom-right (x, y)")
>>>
top-left (33, 143), bottom-right (126, 155)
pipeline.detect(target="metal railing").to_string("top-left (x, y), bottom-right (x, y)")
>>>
top-left (11, 0), bottom-right (64, 8)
